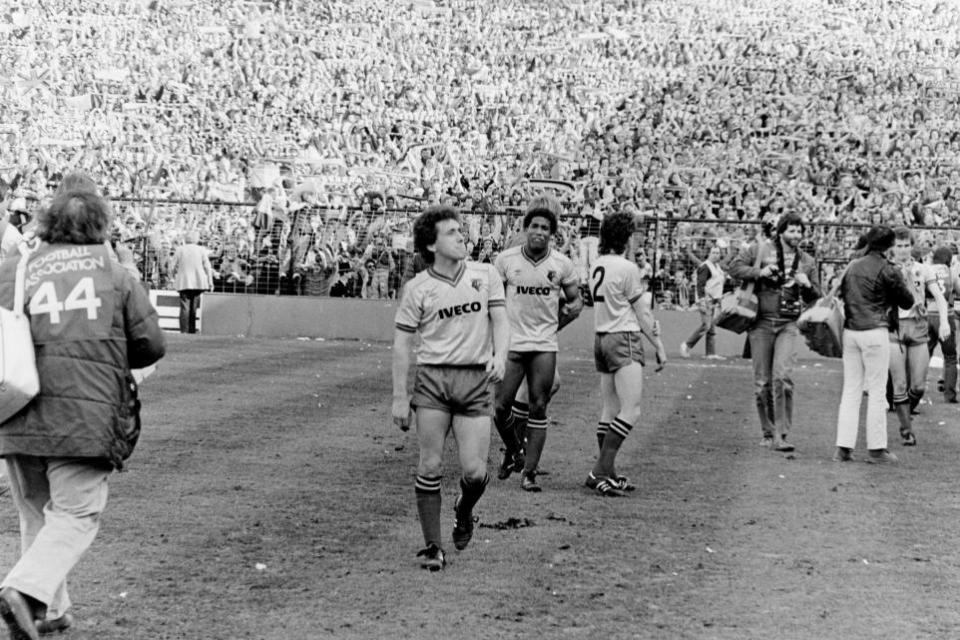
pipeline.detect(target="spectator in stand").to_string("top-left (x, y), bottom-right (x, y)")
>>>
top-left (213, 242), bottom-right (252, 293)
top-left (0, 0), bottom-right (958, 291)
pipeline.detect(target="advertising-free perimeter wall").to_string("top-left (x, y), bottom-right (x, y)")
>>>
top-left (197, 292), bottom-right (828, 360)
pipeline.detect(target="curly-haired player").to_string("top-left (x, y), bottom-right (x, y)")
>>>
top-left (492, 195), bottom-right (582, 492)
top-left (585, 210), bottom-right (666, 497)
top-left (392, 206), bottom-right (509, 571)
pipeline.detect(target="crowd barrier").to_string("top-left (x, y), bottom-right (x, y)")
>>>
top-left (118, 198), bottom-right (956, 309)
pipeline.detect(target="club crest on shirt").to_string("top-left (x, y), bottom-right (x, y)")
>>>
top-left (471, 278), bottom-right (482, 291)
top-left (547, 270), bottom-right (558, 284)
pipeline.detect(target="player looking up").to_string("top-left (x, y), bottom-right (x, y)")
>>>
top-left (392, 206), bottom-right (509, 571)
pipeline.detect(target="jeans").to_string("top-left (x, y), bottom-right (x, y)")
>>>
top-left (836, 328), bottom-right (890, 450)
top-left (684, 298), bottom-right (718, 355)
top-left (2, 456), bottom-right (111, 616)
top-left (748, 317), bottom-right (800, 439)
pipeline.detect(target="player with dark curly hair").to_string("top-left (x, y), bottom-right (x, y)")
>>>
top-left (585, 211), bottom-right (666, 497)
top-left (492, 194), bottom-right (582, 492)
top-left (393, 206), bottom-right (510, 570)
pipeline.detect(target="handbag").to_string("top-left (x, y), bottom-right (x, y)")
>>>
top-left (714, 237), bottom-right (765, 334)
top-left (797, 267), bottom-right (847, 358)
top-left (714, 286), bottom-right (758, 334)
top-left (0, 251), bottom-right (39, 423)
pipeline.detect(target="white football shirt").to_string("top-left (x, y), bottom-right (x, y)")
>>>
top-left (591, 254), bottom-right (645, 333)
top-left (395, 261), bottom-right (505, 365)
top-left (495, 245), bottom-right (578, 352)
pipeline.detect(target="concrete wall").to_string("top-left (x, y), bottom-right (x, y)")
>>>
top-left (199, 292), bottom-right (828, 360)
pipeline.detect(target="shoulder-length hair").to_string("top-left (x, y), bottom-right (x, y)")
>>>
top-left (599, 211), bottom-right (635, 255)
top-left (37, 190), bottom-right (112, 245)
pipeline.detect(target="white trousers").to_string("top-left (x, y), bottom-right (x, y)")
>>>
top-left (836, 328), bottom-right (891, 450)
top-left (2, 456), bottom-right (111, 617)
top-left (577, 236), bottom-right (600, 282)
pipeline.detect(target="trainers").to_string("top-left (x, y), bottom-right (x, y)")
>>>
top-left (611, 474), bottom-right (636, 491)
top-left (867, 449), bottom-right (899, 464)
top-left (759, 436), bottom-right (774, 448)
top-left (705, 354), bottom-right (725, 360)
top-left (832, 447), bottom-right (853, 462)
top-left (520, 471), bottom-right (541, 492)
top-left (452, 496), bottom-right (477, 551)
top-left (679, 342), bottom-right (690, 358)
top-left (901, 430), bottom-right (917, 447)
top-left (497, 450), bottom-right (523, 480)
top-left (416, 544), bottom-right (446, 571)
top-left (592, 477), bottom-right (625, 497)
top-left (774, 438), bottom-right (795, 452)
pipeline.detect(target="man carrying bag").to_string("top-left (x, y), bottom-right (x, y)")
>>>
top-left (728, 213), bottom-right (821, 452)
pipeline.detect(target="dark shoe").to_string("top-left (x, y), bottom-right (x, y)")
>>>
top-left (901, 430), bottom-right (917, 447)
top-left (611, 475), bottom-right (636, 491)
top-left (416, 544), bottom-right (446, 571)
top-left (451, 496), bottom-right (477, 551)
top-left (35, 613), bottom-right (72, 635)
top-left (591, 476), bottom-right (625, 497)
top-left (832, 447), bottom-right (853, 462)
top-left (0, 588), bottom-right (39, 640)
top-left (520, 471), bottom-right (541, 492)
top-left (497, 450), bottom-right (523, 480)
top-left (946, 396), bottom-right (958, 404)
top-left (867, 449), bottom-right (899, 464)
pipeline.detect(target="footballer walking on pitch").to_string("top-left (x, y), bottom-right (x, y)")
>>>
top-left (392, 206), bottom-right (510, 571)
top-left (586, 211), bottom-right (666, 497)
top-left (492, 195), bottom-right (582, 492)
top-left (888, 227), bottom-right (950, 446)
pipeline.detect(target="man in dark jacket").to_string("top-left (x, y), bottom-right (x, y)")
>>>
top-left (728, 213), bottom-right (821, 452)
top-left (834, 225), bottom-right (914, 463)
top-left (0, 189), bottom-right (165, 639)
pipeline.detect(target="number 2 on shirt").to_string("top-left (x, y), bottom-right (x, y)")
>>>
top-left (591, 265), bottom-right (605, 303)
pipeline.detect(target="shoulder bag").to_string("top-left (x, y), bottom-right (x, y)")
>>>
top-left (0, 250), bottom-right (39, 423)
top-left (797, 265), bottom-right (847, 358)
top-left (714, 238), bottom-right (765, 334)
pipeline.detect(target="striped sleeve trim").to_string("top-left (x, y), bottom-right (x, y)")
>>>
top-left (489, 299), bottom-right (506, 308)
top-left (627, 293), bottom-right (643, 305)
top-left (395, 323), bottom-right (417, 333)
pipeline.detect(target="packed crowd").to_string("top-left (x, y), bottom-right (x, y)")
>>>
top-left (1, 0), bottom-right (958, 298)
